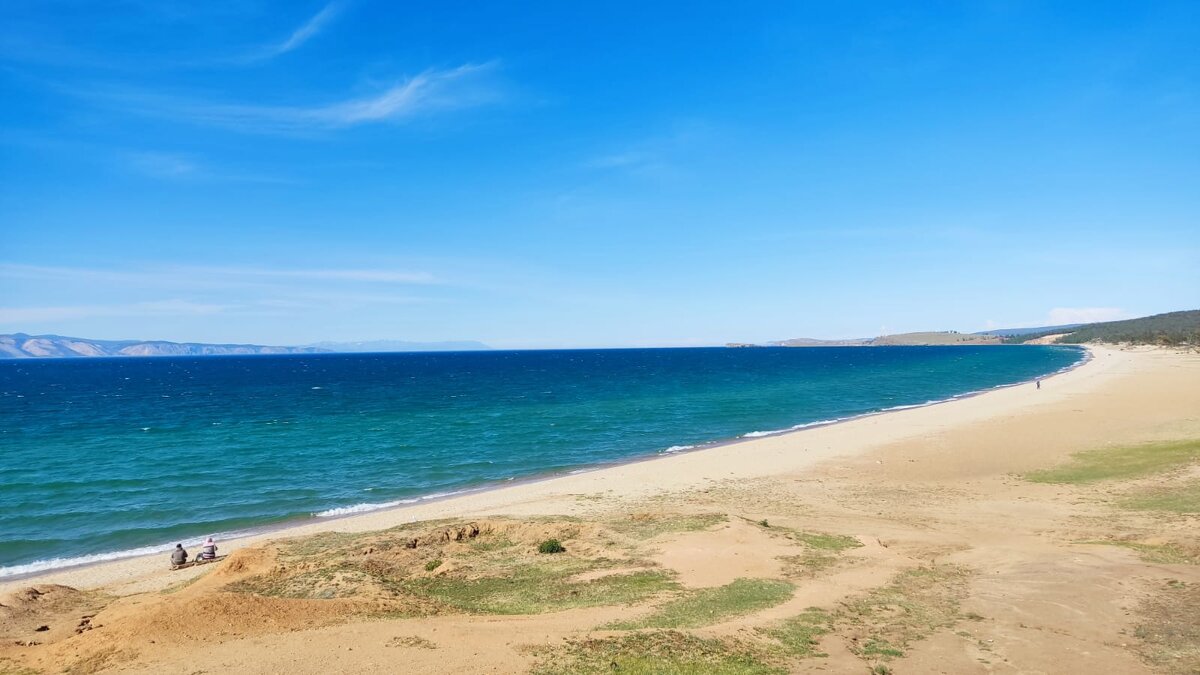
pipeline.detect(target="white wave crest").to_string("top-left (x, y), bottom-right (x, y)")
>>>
top-left (0, 542), bottom-right (176, 579)
top-left (742, 418), bottom-right (845, 438)
top-left (314, 498), bottom-right (420, 517)
top-left (741, 429), bottom-right (785, 438)
top-left (314, 489), bottom-right (471, 518)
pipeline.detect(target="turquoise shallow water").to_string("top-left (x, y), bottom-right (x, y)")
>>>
top-left (0, 345), bottom-right (1082, 575)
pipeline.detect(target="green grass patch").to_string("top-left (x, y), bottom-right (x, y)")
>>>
top-left (759, 607), bottom-right (832, 658)
top-left (1025, 439), bottom-right (1200, 484)
top-left (1079, 540), bottom-right (1198, 565)
top-left (402, 563), bottom-right (676, 615)
top-left (277, 530), bottom-right (371, 557)
top-left (861, 638), bottom-right (905, 658)
top-left (469, 536), bottom-right (515, 552)
top-left (228, 564), bottom-right (380, 599)
top-left (746, 518), bottom-right (861, 553)
top-left (609, 513), bottom-right (728, 540)
top-left (538, 538), bottom-right (566, 554)
top-left (774, 529), bottom-right (863, 578)
top-left (530, 631), bottom-right (782, 675)
top-left (424, 559), bottom-right (443, 571)
top-left (779, 552), bottom-right (841, 577)
top-left (840, 565), bottom-right (971, 663)
top-left (607, 578), bottom-right (793, 630)
top-left (1121, 479), bottom-right (1200, 514)
top-left (792, 531), bottom-right (862, 552)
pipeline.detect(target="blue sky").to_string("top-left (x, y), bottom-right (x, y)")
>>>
top-left (1, 1), bottom-right (1197, 348)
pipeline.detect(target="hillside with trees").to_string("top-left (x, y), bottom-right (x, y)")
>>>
top-left (1007, 310), bottom-right (1200, 346)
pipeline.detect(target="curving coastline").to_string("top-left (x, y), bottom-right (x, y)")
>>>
top-left (1, 345), bottom-right (1097, 589)
top-left (0, 346), bottom-right (1086, 581)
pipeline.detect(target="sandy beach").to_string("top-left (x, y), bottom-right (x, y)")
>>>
top-left (2, 344), bottom-right (1198, 674)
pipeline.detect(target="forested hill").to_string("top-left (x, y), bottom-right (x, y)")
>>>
top-left (1007, 310), bottom-right (1200, 346)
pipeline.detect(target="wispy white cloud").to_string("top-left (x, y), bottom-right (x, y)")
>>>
top-left (1047, 307), bottom-right (1129, 324)
top-left (0, 263), bottom-right (443, 328)
top-left (585, 122), bottom-right (713, 180)
top-left (0, 300), bottom-right (230, 323)
top-left (98, 63), bottom-right (501, 133)
top-left (586, 147), bottom-right (673, 178)
top-left (266, 3), bottom-right (341, 58)
top-left (120, 150), bottom-right (297, 184)
top-left (125, 151), bottom-right (197, 178)
top-left (189, 266), bottom-right (438, 284)
top-left (0, 263), bottom-right (441, 287)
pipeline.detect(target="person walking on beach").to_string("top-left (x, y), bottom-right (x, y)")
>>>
top-left (197, 537), bottom-right (218, 561)
top-left (170, 544), bottom-right (188, 567)
top-left (1036, 380), bottom-right (1041, 390)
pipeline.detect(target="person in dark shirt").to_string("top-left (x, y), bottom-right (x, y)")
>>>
top-left (170, 544), bottom-right (188, 567)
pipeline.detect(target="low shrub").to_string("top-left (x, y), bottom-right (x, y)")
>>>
top-left (538, 539), bottom-right (566, 554)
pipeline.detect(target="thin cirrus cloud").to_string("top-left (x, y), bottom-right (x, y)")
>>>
top-left (0, 300), bottom-right (231, 324)
top-left (125, 151), bottom-right (197, 178)
top-left (191, 266), bottom-right (438, 284)
top-left (120, 151), bottom-right (300, 184)
top-left (0, 263), bottom-right (441, 288)
top-left (252, 2), bottom-right (343, 61)
top-left (100, 63), bottom-right (501, 133)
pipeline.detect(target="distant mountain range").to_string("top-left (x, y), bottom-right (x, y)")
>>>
top-left (976, 324), bottom-right (1084, 338)
top-left (760, 331), bottom-right (1002, 348)
top-left (0, 334), bottom-right (493, 359)
top-left (0, 333), bottom-right (326, 359)
top-left (306, 340), bottom-right (491, 353)
top-left (740, 310), bottom-right (1199, 349)
top-left (7, 310), bottom-right (1194, 359)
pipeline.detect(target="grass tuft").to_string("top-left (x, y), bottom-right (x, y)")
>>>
top-left (1120, 479), bottom-right (1200, 514)
top-left (530, 631), bottom-right (782, 675)
top-left (840, 564), bottom-right (971, 663)
top-left (775, 529), bottom-right (863, 578)
top-left (538, 538), bottom-right (566, 554)
top-left (1025, 439), bottom-right (1200, 484)
top-left (792, 531), bottom-right (862, 552)
top-left (403, 565), bottom-right (676, 615)
top-left (759, 607), bottom-right (832, 658)
top-left (1135, 580), bottom-right (1200, 674)
top-left (609, 513), bottom-right (728, 540)
top-left (607, 578), bottom-right (793, 630)
top-left (1079, 540), bottom-right (1198, 565)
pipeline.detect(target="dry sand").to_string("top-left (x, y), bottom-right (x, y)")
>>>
top-left (2, 344), bottom-right (1198, 674)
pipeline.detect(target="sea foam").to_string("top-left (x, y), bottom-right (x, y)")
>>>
top-left (0, 544), bottom-right (175, 579)
top-left (313, 489), bottom-right (471, 518)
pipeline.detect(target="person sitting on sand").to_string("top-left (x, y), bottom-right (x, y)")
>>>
top-left (197, 537), bottom-right (218, 561)
top-left (171, 544), bottom-right (188, 566)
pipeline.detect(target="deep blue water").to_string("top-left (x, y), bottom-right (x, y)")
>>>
top-left (0, 345), bottom-right (1082, 575)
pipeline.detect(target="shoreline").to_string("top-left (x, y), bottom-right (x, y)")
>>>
top-left (0, 345), bottom-right (1092, 589)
